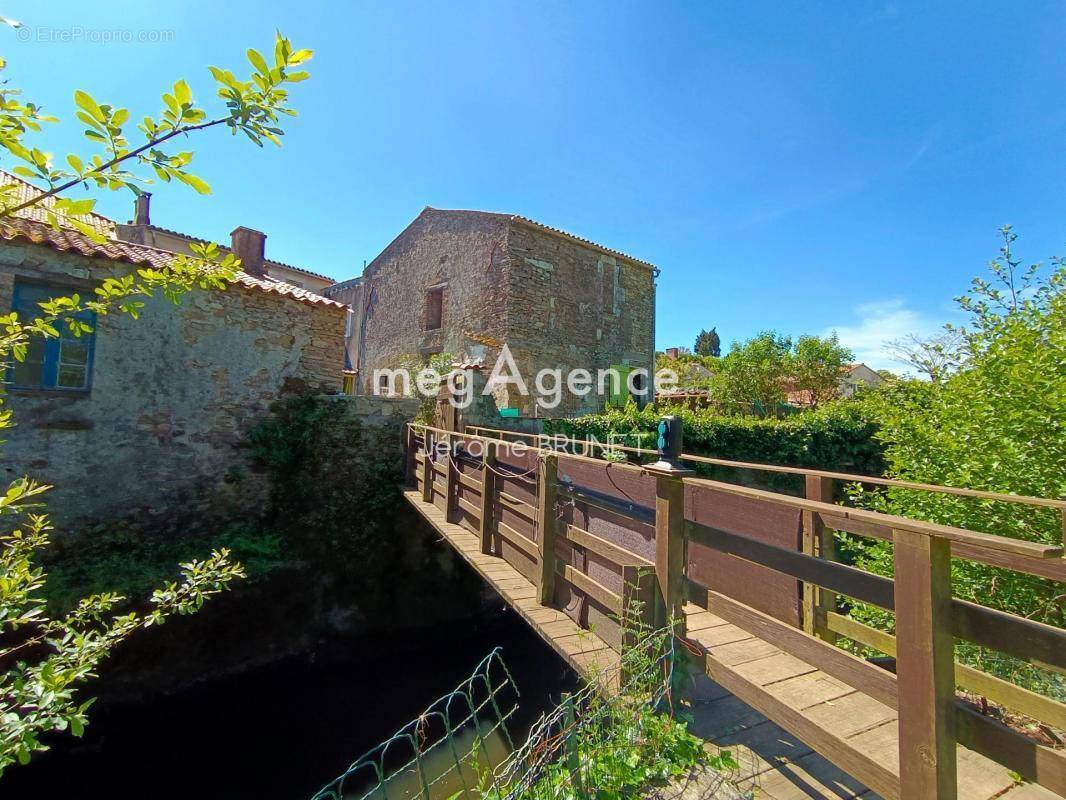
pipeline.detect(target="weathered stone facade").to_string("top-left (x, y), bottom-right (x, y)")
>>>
top-left (0, 235), bottom-right (347, 531)
top-left (332, 209), bottom-right (656, 415)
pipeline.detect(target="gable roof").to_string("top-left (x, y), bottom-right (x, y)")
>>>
top-left (421, 207), bottom-right (658, 270)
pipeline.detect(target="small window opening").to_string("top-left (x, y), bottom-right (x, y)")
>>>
top-left (424, 287), bottom-right (444, 331)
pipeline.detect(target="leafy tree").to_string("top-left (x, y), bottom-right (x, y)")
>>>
top-left (710, 330), bottom-right (792, 414)
top-left (846, 230), bottom-right (1065, 691)
top-left (791, 333), bottom-right (853, 408)
top-left (693, 327), bottom-right (720, 358)
top-left (0, 33), bottom-right (312, 772)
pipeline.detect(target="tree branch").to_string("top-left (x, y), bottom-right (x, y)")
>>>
top-left (1, 117), bottom-right (229, 217)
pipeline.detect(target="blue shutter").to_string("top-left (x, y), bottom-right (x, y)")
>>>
top-left (9, 282), bottom-right (96, 391)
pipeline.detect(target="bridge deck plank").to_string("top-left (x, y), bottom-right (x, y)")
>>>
top-left (685, 608), bottom-right (1035, 800)
top-left (405, 490), bottom-right (621, 687)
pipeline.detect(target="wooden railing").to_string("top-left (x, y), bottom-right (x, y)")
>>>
top-left (407, 422), bottom-right (1066, 800)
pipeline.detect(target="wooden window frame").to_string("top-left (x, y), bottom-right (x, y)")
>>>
top-left (7, 281), bottom-right (97, 394)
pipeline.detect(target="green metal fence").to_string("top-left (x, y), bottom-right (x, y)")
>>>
top-left (310, 647), bottom-right (520, 800)
top-left (310, 623), bottom-right (689, 800)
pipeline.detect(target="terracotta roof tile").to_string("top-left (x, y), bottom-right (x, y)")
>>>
top-left (0, 216), bottom-right (348, 310)
top-left (0, 170), bottom-right (334, 284)
top-left (0, 171), bottom-right (116, 237)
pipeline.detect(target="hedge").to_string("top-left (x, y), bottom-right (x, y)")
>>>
top-left (543, 401), bottom-right (885, 495)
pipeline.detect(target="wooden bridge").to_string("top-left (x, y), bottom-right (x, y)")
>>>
top-left (403, 421), bottom-right (1066, 800)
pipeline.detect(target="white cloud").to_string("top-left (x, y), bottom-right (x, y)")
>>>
top-left (825, 299), bottom-right (945, 373)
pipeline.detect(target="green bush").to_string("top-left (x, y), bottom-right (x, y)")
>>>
top-left (247, 394), bottom-right (407, 571)
top-left (841, 236), bottom-right (1065, 694)
top-left (545, 400), bottom-right (884, 494)
top-left (42, 523), bottom-right (284, 615)
top-left (246, 394), bottom-right (480, 622)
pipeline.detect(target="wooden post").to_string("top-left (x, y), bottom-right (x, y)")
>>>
top-left (647, 416), bottom-right (692, 636)
top-left (444, 433), bottom-right (459, 522)
top-left (536, 453), bottom-right (559, 605)
top-left (478, 440), bottom-right (497, 554)
top-left (421, 430), bottom-right (434, 504)
top-left (653, 473), bottom-right (687, 635)
top-left (404, 424), bottom-right (416, 487)
top-left (802, 475), bottom-right (837, 641)
top-left (894, 528), bottom-right (957, 800)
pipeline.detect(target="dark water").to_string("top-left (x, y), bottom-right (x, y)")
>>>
top-left (5, 610), bottom-right (577, 800)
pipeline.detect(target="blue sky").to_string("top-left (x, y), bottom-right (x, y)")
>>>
top-left (3, 1), bottom-right (1064, 370)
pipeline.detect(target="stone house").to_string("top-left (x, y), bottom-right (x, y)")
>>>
top-left (0, 173), bottom-right (348, 530)
top-left (839, 362), bottom-right (885, 397)
top-left (114, 192), bottom-right (335, 293)
top-left (327, 208), bottom-right (657, 416)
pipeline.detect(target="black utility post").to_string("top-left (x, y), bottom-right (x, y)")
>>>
top-left (643, 416), bottom-right (693, 634)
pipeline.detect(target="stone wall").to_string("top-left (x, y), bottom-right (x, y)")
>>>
top-left (504, 222), bottom-right (656, 415)
top-left (350, 210), bottom-right (656, 417)
top-left (0, 238), bottom-right (347, 532)
top-left (356, 209), bottom-right (510, 393)
top-left (321, 277), bottom-right (363, 379)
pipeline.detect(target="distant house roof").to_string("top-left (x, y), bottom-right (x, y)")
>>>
top-left (121, 219), bottom-right (335, 283)
top-left (0, 216), bottom-right (347, 310)
top-left (422, 207), bottom-right (658, 270)
top-left (0, 169), bottom-right (344, 309)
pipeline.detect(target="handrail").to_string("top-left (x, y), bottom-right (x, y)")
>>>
top-left (414, 423), bottom-right (1063, 559)
top-left (682, 474), bottom-right (1061, 559)
top-left (464, 424), bottom-right (1066, 510)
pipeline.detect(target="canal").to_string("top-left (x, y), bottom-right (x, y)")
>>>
top-left (5, 609), bottom-right (578, 799)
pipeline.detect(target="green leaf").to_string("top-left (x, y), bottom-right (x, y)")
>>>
top-left (162, 93), bottom-right (180, 116)
top-left (56, 198), bottom-right (96, 216)
top-left (177, 172), bottom-right (211, 195)
top-left (247, 48), bottom-right (269, 76)
top-left (74, 90), bottom-right (105, 122)
top-left (174, 80), bottom-right (192, 107)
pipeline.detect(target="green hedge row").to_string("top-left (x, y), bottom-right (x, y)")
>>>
top-left (543, 401), bottom-right (885, 495)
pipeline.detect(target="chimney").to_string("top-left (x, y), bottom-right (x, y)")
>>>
top-left (665, 347), bottom-right (680, 360)
top-left (134, 192), bottom-right (151, 226)
top-left (230, 227), bottom-right (267, 277)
